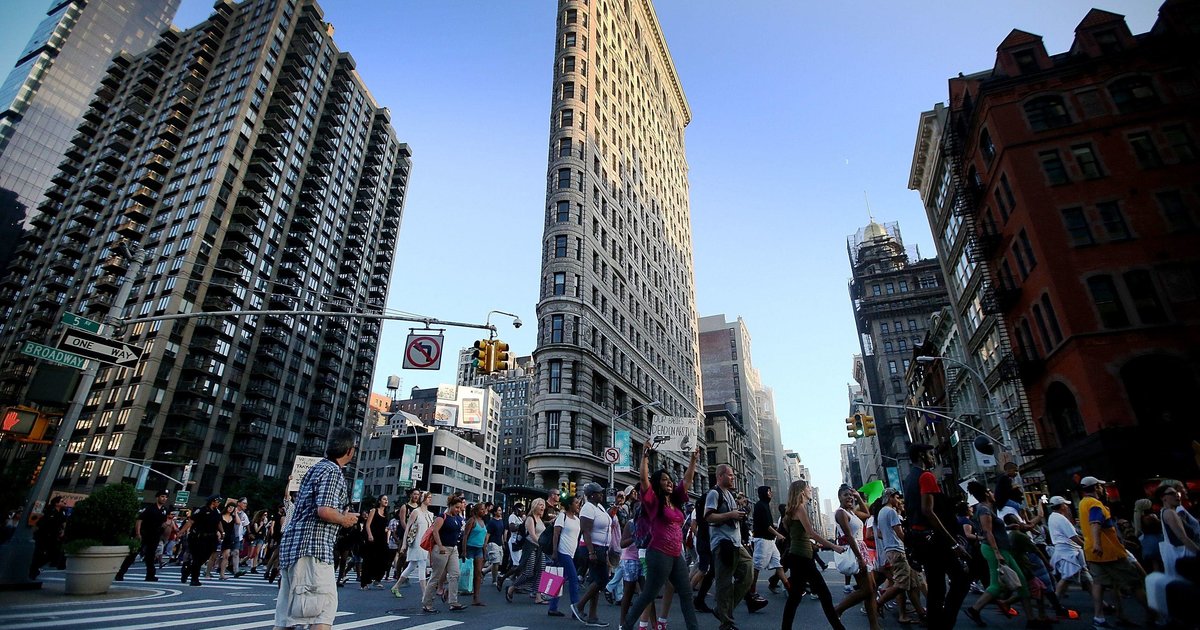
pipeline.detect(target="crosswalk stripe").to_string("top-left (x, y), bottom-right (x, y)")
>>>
top-left (492, 627), bottom-right (529, 630)
top-left (206, 611), bottom-right (352, 630)
top-left (0, 599), bottom-right (219, 620)
top-left (401, 621), bottom-right (463, 630)
top-left (0, 603), bottom-right (265, 630)
top-left (335, 615), bottom-right (409, 629)
top-left (104, 609), bottom-right (276, 630)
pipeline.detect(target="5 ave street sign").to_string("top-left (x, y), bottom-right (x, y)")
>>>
top-left (20, 341), bottom-right (87, 369)
top-left (60, 312), bottom-right (102, 334)
top-left (57, 329), bottom-right (144, 367)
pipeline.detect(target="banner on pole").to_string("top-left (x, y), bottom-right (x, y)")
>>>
top-left (398, 443), bottom-right (417, 488)
top-left (614, 429), bottom-right (632, 473)
top-left (650, 416), bottom-right (696, 453)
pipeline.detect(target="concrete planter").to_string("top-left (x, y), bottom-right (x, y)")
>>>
top-left (64, 545), bottom-right (128, 595)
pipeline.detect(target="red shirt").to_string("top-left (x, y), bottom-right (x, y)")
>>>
top-left (910, 471), bottom-right (941, 531)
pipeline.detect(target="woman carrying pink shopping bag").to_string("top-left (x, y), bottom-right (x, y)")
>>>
top-left (540, 564), bottom-right (566, 599)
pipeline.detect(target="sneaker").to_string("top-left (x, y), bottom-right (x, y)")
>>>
top-left (809, 592), bottom-right (819, 600)
top-left (768, 584), bottom-right (780, 594)
top-left (1092, 619), bottom-right (1114, 629)
top-left (746, 598), bottom-right (769, 614)
top-left (654, 620), bottom-right (667, 630)
top-left (964, 607), bottom-right (987, 627)
top-left (586, 618), bottom-right (610, 627)
top-left (571, 604), bottom-right (587, 623)
top-left (548, 610), bottom-right (566, 617)
top-left (145, 576), bottom-right (159, 582)
top-left (844, 584), bottom-right (854, 594)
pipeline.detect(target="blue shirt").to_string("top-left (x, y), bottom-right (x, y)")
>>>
top-left (278, 459), bottom-right (348, 569)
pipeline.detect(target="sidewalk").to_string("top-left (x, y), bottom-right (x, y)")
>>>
top-left (0, 573), bottom-right (159, 608)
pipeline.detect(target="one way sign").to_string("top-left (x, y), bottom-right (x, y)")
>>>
top-left (57, 329), bottom-right (144, 367)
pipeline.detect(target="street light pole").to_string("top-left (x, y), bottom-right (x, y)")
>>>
top-left (916, 355), bottom-right (1020, 466)
top-left (609, 400), bottom-right (662, 492)
top-left (0, 243), bottom-right (145, 589)
top-left (74, 453), bottom-right (189, 488)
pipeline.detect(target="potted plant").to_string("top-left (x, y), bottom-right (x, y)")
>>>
top-left (62, 483), bottom-right (140, 595)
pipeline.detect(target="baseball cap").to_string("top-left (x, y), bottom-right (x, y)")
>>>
top-left (582, 482), bottom-right (604, 495)
top-left (619, 484), bottom-right (635, 498)
top-left (1048, 496), bottom-right (1071, 507)
top-left (1079, 476), bottom-right (1107, 488)
top-left (207, 494), bottom-right (222, 503)
top-left (883, 487), bottom-right (902, 500)
top-left (155, 490), bottom-right (170, 497)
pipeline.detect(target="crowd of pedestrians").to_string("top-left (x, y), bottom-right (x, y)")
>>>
top-left (17, 434), bottom-right (1199, 630)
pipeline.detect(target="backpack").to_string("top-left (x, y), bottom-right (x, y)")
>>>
top-left (696, 488), bottom-right (730, 548)
top-left (538, 523), bottom-right (554, 555)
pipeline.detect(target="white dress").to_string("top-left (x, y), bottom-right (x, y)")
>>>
top-left (406, 509), bottom-right (434, 564)
top-left (838, 507), bottom-right (874, 571)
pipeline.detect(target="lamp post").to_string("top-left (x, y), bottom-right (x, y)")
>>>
top-left (75, 453), bottom-right (191, 489)
top-left (609, 400), bottom-right (662, 492)
top-left (915, 355), bottom-right (1019, 465)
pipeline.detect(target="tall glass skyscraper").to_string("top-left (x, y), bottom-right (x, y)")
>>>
top-left (0, 0), bottom-right (181, 269)
top-left (528, 0), bottom-right (703, 493)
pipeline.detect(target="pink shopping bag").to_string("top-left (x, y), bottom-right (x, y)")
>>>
top-left (538, 566), bottom-right (565, 598)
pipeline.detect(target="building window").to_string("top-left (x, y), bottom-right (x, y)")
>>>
top-left (557, 168), bottom-right (571, 189)
top-left (1123, 270), bottom-right (1167, 324)
top-left (880, 322), bottom-right (889, 334)
top-left (884, 341), bottom-right (894, 353)
top-left (563, 56), bottom-right (575, 73)
top-left (1061, 207), bottom-right (1094, 246)
top-left (547, 411), bottom-right (560, 448)
top-left (979, 128), bottom-right (995, 165)
top-left (1087, 275), bottom-right (1130, 328)
top-left (564, 32), bottom-right (576, 48)
top-left (559, 138), bottom-right (573, 158)
top-left (1039, 150), bottom-right (1070, 185)
top-left (1025, 95), bottom-right (1071, 131)
top-left (993, 189), bottom-right (1010, 221)
top-left (1012, 48), bottom-right (1040, 73)
top-left (1163, 125), bottom-right (1196, 163)
top-left (885, 282), bottom-right (894, 295)
top-left (1096, 201), bottom-right (1131, 240)
top-left (898, 339), bottom-right (908, 352)
top-left (548, 360), bottom-right (562, 393)
top-left (1041, 294), bottom-right (1064, 345)
top-left (554, 235), bottom-right (567, 257)
top-left (561, 82), bottom-right (574, 100)
top-left (553, 272), bottom-right (565, 295)
top-left (1094, 29), bottom-right (1123, 54)
top-left (560, 109), bottom-right (573, 127)
top-left (1155, 190), bottom-right (1195, 231)
top-left (1072, 143), bottom-right (1103, 179)
top-left (1108, 75), bottom-right (1158, 114)
top-left (556, 200), bottom-right (570, 222)
top-left (899, 280), bottom-right (908, 292)
top-left (550, 314), bottom-right (564, 342)
top-left (907, 319), bottom-right (917, 330)
top-left (1032, 304), bottom-right (1053, 349)
top-left (872, 285), bottom-right (881, 296)
top-left (1127, 132), bottom-right (1162, 168)
top-left (888, 360), bottom-right (898, 374)
top-left (999, 174), bottom-right (1016, 211)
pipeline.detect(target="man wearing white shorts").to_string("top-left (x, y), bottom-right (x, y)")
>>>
top-left (274, 428), bottom-right (359, 630)
top-left (751, 485), bottom-right (786, 597)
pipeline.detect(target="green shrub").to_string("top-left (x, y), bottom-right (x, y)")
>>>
top-left (64, 483), bottom-right (140, 550)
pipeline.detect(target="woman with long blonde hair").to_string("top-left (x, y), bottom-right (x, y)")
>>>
top-left (507, 497), bottom-right (550, 603)
top-left (392, 491), bottom-right (435, 598)
top-left (782, 479), bottom-right (847, 630)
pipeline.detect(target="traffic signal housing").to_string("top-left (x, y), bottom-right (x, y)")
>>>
top-left (569, 481), bottom-right (577, 497)
top-left (492, 340), bottom-right (510, 372)
top-left (472, 339), bottom-right (492, 374)
top-left (862, 415), bottom-right (877, 437)
top-left (845, 415), bottom-right (859, 438)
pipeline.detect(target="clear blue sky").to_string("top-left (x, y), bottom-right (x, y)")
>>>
top-left (0, 1), bottom-right (1161, 498)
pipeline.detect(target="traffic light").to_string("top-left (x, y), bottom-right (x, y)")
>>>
top-left (472, 340), bottom-right (492, 374)
top-left (850, 413), bottom-right (866, 438)
top-left (863, 415), bottom-right (877, 437)
top-left (569, 481), bottom-right (576, 497)
top-left (492, 340), bottom-right (510, 372)
top-left (845, 415), bottom-right (858, 438)
top-left (560, 481), bottom-right (569, 500)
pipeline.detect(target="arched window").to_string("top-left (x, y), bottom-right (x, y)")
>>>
top-left (1045, 382), bottom-right (1086, 447)
top-left (1024, 95), bottom-right (1071, 131)
top-left (979, 128), bottom-right (996, 164)
top-left (1108, 76), bottom-right (1158, 114)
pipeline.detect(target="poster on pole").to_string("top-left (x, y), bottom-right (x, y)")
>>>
top-left (650, 416), bottom-right (697, 453)
top-left (458, 397), bottom-right (483, 431)
top-left (614, 429), bottom-right (633, 473)
top-left (288, 455), bottom-right (324, 492)
top-left (433, 403), bottom-right (458, 427)
top-left (397, 443), bottom-right (417, 489)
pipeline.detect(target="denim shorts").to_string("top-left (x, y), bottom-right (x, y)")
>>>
top-left (621, 558), bottom-right (644, 582)
top-left (465, 546), bottom-right (484, 560)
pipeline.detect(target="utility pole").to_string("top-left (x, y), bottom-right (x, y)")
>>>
top-left (0, 244), bottom-right (145, 589)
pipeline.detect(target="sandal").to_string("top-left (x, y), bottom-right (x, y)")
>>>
top-left (450, 604), bottom-right (467, 611)
top-left (422, 606), bottom-right (437, 614)
top-left (506, 586), bottom-right (515, 603)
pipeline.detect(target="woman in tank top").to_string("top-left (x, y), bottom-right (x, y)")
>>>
top-left (782, 479), bottom-right (848, 630)
top-left (832, 486), bottom-right (881, 630)
top-left (506, 498), bottom-right (549, 604)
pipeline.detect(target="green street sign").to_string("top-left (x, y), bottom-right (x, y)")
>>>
top-left (61, 312), bottom-right (102, 334)
top-left (20, 341), bottom-right (87, 369)
top-left (174, 490), bottom-right (190, 506)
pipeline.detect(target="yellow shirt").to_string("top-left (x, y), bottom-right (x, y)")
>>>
top-left (1079, 496), bottom-right (1125, 563)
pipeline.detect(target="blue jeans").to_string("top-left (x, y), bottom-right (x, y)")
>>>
top-left (549, 551), bottom-right (581, 612)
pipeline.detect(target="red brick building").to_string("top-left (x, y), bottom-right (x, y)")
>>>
top-left (943, 1), bottom-right (1200, 502)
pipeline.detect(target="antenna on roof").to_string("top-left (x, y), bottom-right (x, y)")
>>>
top-left (865, 191), bottom-right (873, 221)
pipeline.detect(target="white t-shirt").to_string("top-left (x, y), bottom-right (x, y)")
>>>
top-left (553, 512), bottom-right (581, 558)
top-left (1048, 511), bottom-right (1081, 550)
top-left (580, 501), bottom-right (611, 547)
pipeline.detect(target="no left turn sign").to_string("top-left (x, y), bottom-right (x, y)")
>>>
top-left (603, 447), bottom-right (620, 464)
top-left (403, 334), bottom-right (444, 370)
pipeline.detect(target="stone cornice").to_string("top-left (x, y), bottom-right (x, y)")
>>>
top-left (640, 0), bottom-right (691, 127)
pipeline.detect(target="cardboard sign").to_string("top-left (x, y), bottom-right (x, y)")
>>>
top-left (288, 455), bottom-right (324, 492)
top-left (650, 416), bottom-right (697, 453)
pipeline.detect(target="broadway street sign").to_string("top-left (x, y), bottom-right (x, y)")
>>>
top-left (57, 329), bottom-right (144, 367)
top-left (20, 341), bottom-right (87, 369)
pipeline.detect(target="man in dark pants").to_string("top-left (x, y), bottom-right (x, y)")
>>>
top-left (183, 494), bottom-right (225, 586)
top-left (117, 489), bottom-right (170, 581)
top-left (903, 443), bottom-right (970, 630)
